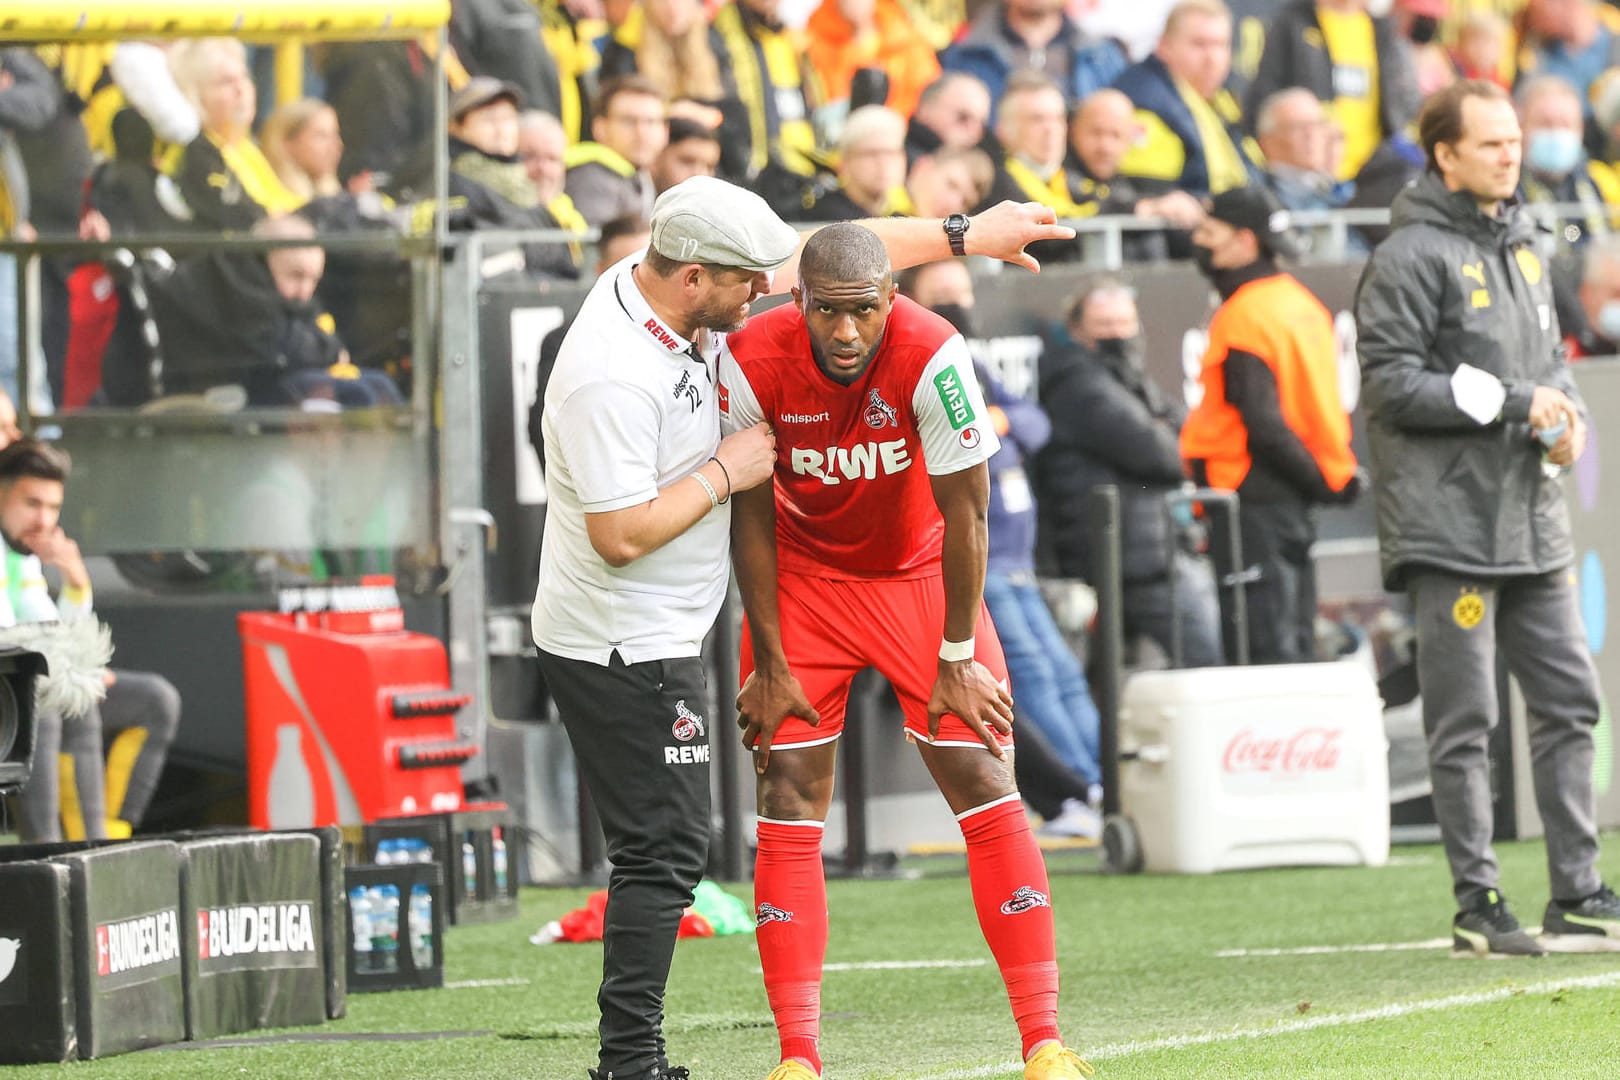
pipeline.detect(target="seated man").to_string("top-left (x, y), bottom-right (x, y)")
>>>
top-left (906, 72), bottom-right (993, 163)
top-left (806, 106), bottom-right (911, 220)
top-left (906, 146), bottom-right (996, 219)
top-left (141, 215), bottom-right (403, 408)
top-left (651, 117), bottom-right (723, 195)
top-left (2, 439), bottom-right (181, 842)
top-left (1255, 89), bottom-right (1369, 256)
top-left (1066, 88), bottom-right (1205, 261)
top-left (1566, 237), bottom-right (1620, 359)
top-left (564, 75), bottom-right (666, 227)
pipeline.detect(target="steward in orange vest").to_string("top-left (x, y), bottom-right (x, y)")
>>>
top-left (1181, 186), bottom-right (1360, 664)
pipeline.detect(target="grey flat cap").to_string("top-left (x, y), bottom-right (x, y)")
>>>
top-left (649, 176), bottom-right (800, 272)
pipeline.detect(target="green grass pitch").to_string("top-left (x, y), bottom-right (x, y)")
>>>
top-left (9, 837), bottom-right (1620, 1078)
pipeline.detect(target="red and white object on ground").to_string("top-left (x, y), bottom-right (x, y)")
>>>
top-left (1119, 663), bottom-right (1389, 874)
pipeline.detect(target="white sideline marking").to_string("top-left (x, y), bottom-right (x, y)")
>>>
top-left (1215, 937), bottom-right (1453, 958)
top-left (911, 970), bottom-right (1620, 1079)
top-left (444, 977), bottom-right (532, 989)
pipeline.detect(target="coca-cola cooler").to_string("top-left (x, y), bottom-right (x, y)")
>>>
top-left (1118, 663), bottom-right (1389, 874)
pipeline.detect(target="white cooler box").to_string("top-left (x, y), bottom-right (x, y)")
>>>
top-left (1119, 662), bottom-right (1390, 874)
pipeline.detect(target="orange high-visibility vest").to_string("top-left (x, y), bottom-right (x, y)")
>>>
top-left (1180, 273), bottom-right (1357, 494)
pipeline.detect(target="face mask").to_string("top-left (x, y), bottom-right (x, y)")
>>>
top-left (1091, 335), bottom-right (1144, 366)
top-left (1194, 244), bottom-right (1220, 279)
top-left (1599, 300), bottom-right (1620, 344)
top-left (1526, 129), bottom-right (1583, 178)
top-left (929, 303), bottom-right (978, 339)
top-left (1408, 15), bottom-right (1440, 45)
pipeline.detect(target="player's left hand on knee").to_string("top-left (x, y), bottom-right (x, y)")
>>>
top-left (928, 659), bottom-right (1014, 759)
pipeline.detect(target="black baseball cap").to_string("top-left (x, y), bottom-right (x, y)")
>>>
top-left (1207, 185), bottom-right (1303, 259)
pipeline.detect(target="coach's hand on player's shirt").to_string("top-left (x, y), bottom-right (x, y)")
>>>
top-left (966, 201), bottom-right (1076, 274)
top-left (928, 659), bottom-right (1014, 760)
top-left (715, 422), bottom-right (778, 494)
top-left (737, 666), bottom-right (821, 774)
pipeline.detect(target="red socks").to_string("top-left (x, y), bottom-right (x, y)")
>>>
top-left (959, 794), bottom-right (1061, 1059)
top-left (755, 819), bottom-right (828, 1074)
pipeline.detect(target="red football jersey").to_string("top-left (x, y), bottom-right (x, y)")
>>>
top-left (719, 296), bottom-right (999, 579)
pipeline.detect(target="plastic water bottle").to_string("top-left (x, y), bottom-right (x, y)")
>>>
top-left (408, 885), bottom-right (434, 971)
top-left (462, 839), bottom-right (478, 900)
top-left (349, 886), bottom-right (373, 965)
top-left (372, 885), bottom-right (400, 971)
top-left (492, 828), bottom-right (509, 897)
top-left (374, 838), bottom-right (397, 865)
top-left (399, 837), bottom-right (434, 864)
top-left (1538, 417), bottom-right (1569, 480)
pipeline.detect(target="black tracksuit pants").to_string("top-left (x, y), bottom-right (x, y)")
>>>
top-left (539, 649), bottom-right (712, 1078)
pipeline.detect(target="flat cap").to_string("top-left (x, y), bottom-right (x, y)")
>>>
top-left (649, 176), bottom-right (800, 272)
top-left (450, 76), bottom-right (524, 122)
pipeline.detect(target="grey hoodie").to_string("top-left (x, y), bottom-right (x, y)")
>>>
top-left (1354, 170), bottom-right (1582, 590)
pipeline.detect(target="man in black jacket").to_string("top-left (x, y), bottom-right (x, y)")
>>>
top-left (1356, 79), bottom-right (1620, 958)
top-left (1035, 276), bottom-right (1223, 667)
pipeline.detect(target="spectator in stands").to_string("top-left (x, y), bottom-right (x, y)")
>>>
top-left (516, 109), bottom-right (591, 245)
top-left (805, 0), bottom-right (943, 118)
top-left (86, 109), bottom-right (189, 236)
top-left (321, 42), bottom-right (439, 191)
top-left (565, 75), bottom-right (666, 226)
top-left (1516, 0), bottom-right (1620, 113)
top-left (1036, 277), bottom-right (1224, 669)
top-left (1567, 238), bottom-right (1620, 358)
top-left (941, 0), bottom-right (1127, 113)
top-left (1256, 88), bottom-right (1369, 256)
top-left (1066, 87), bottom-right (1205, 260)
top-left (902, 258), bottom-right (1104, 837)
top-left (449, 0), bottom-right (564, 121)
top-left (598, 0), bottom-right (733, 126)
top-left (1115, 0), bottom-right (1262, 198)
top-left (261, 99), bottom-right (345, 203)
top-left (1394, 0), bottom-right (1456, 98)
top-left (527, 215), bottom-right (654, 471)
top-left (1453, 9), bottom-right (1512, 89)
top-left (711, 0), bottom-right (824, 211)
top-left (906, 72), bottom-right (992, 163)
top-left (168, 38), bottom-right (304, 230)
top-left (1182, 188), bottom-right (1359, 664)
top-left (3, 439), bottom-right (181, 843)
top-left (807, 105), bottom-right (910, 219)
top-left (651, 117), bottom-right (723, 194)
top-left (0, 48), bottom-right (54, 407)
top-left (142, 215), bottom-right (401, 408)
top-left (906, 146), bottom-right (996, 218)
top-left (1243, 0), bottom-right (1421, 183)
top-left (1518, 75), bottom-right (1620, 249)
top-left (983, 74), bottom-right (1082, 261)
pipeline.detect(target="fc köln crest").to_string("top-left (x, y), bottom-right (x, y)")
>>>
top-left (864, 388), bottom-right (898, 429)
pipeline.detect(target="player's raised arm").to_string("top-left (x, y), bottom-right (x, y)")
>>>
top-left (767, 202), bottom-right (1076, 294)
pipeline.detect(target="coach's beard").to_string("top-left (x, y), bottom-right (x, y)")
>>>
top-left (693, 297), bottom-right (752, 334)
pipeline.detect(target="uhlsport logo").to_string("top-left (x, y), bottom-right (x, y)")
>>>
top-left (672, 700), bottom-right (706, 742)
top-left (96, 909), bottom-right (182, 977)
top-left (864, 387), bottom-right (898, 429)
top-left (197, 902), bottom-right (318, 963)
top-left (999, 886), bottom-right (1051, 916)
top-left (756, 902), bottom-right (794, 926)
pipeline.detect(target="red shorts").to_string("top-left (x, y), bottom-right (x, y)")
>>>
top-left (740, 571), bottom-right (1011, 752)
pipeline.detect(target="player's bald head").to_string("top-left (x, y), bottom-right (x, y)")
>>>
top-left (799, 223), bottom-right (892, 288)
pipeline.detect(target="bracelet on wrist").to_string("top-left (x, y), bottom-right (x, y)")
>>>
top-left (708, 455), bottom-right (732, 503)
top-left (693, 471), bottom-right (720, 508)
top-left (938, 636), bottom-right (975, 663)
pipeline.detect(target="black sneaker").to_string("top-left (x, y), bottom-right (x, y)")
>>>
top-left (1542, 884), bottom-right (1620, 953)
top-left (1452, 890), bottom-right (1547, 958)
top-left (589, 1067), bottom-right (690, 1079)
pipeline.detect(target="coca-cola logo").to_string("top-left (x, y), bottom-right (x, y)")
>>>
top-left (1222, 727), bottom-right (1344, 775)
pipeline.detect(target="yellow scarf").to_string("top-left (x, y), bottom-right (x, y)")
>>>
top-left (1175, 79), bottom-right (1249, 194)
top-left (1003, 157), bottom-right (1098, 218)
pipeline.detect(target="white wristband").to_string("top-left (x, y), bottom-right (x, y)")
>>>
top-left (939, 636), bottom-right (975, 663)
top-left (693, 471), bottom-right (720, 508)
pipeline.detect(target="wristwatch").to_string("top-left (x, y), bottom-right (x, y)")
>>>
top-left (944, 213), bottom-right (970, 257)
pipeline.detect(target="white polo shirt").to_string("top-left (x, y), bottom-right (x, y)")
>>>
top-left (531, 252), bottom-right (730, 665)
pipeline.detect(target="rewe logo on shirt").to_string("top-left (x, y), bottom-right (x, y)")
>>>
top-left (790, 440), bottom-right (912, 485)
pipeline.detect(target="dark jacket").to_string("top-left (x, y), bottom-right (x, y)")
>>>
top-left (448, 0), bottom-right (563, 120)
top-left (173, 134), bottom-right (267, 232)
top-left (1113, 55), bottom-right (1262, 198)
top-left (322, 42), bottom-right (435, 186)
top-left (977, 363), bottom-right (1052, 575)
top-left (1355, 171), bottom-right (1581, 590)
top-left (145, 252), bottom-right (343, 403)
top-left (1242, 0), bottom-right (1420, 142)
top-left (941, 8), bottom-right (1126, 115)
top-left (10, 50), bottom-right (92, 234)
top-left (1035, 337), bottom-right (1187, 583)
top-left (0, 48), bottom-right (61, 231)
